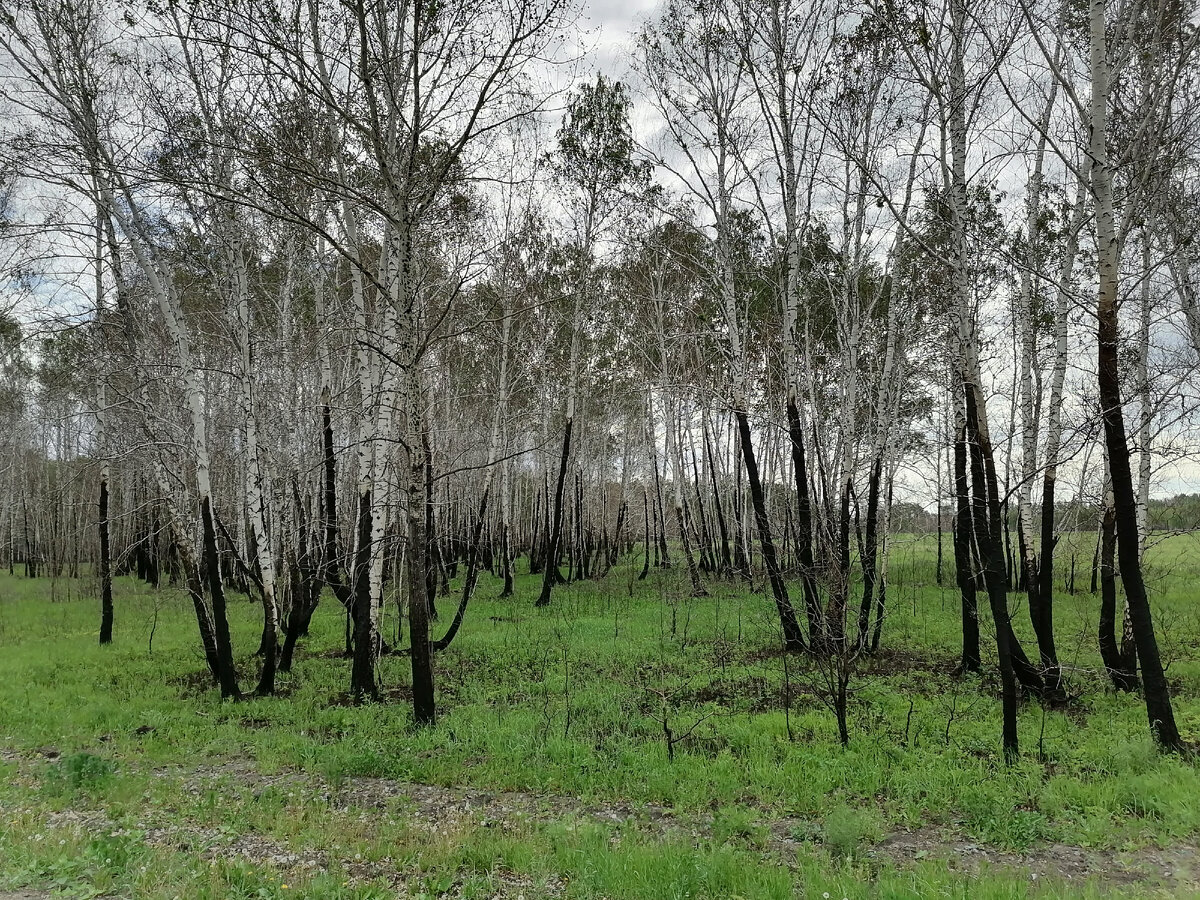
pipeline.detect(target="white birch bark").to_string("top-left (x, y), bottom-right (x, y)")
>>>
top-left (1135, 234), bottom-right (1153, 554)
top-left (229, 223), bottom-right (279, 667)
top-left (1016, 83), bottom-right (1057, 588)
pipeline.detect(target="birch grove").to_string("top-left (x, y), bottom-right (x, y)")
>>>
top-left (1, 0), bottom-right (1199, 760)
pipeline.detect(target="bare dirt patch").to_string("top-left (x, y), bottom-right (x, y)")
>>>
top-left (5, 748), bottom-right (1199, 895)
top-left (143, 755), bottom-right (1200, 892)
top-left (875, 826), bottom-right (1198, 888)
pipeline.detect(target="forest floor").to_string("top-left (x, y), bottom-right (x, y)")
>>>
top-left (2, 745), bottom-right (1199, 899)
top-left (2, 533), bottom-right (1200, 898)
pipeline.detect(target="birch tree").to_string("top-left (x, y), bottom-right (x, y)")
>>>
top-left (536, 75), bottom-right (646, 607)
top-left (735, 0), bottom-right (831, 646)
top-left (0, 0), bottom-right (246, 697)
top-left (639, 0), bottom-right (806, 650)
top-left (1085, 0), bottom-right (1193, 750)
top-left (254, 0), bottom-right (572, 719)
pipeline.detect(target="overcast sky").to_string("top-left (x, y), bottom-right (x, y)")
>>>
top-left (581, 0), bottom-right (658, 76)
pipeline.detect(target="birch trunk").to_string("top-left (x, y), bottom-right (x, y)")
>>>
top-left (93, 203), bottom-right (113, 646)
top-left (1017, 86), bottom-right (1063, 696)
top-left (945, 0), bottom-right (1040, 758)
top-left (228, 225), bottom-right (279, 696)
top-left (1037, 172), bottom-right (1086, 679)
top-left (1090, 0), bottom-right (1181, 748)
top-left (664, 392), bottom-right (706, 596)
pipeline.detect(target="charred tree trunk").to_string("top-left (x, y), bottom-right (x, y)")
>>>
top-left (639, 488), bottom-right (651, 581)
top-left (425, 436), bottom-right (441, 619)
top-left (98, 474), bottom-right (113, 644)
top-left (201, 497), bottom-right (240, 699)
top-left (536, 421), bottom-right (572, 607)
top-left (1098, 491), bottom-right (1137, 692)
top-left (786, 397), bottom-right (824, 647)
top-left (172, 522), bottom-right (221, 683)
top-left (855, 456), bottom-right (883, 652)
top-left (954, 415), bottom-right (981, 673)
top-left (1099, 294), bottom-right (1178, 741)
top-left (828, 478), bottom-right (851, 649)
top-left (434, 488), bottom-right (489, 652)
top-left (408, 452), bottom-right (435, 725)
top-left (500, 520), bottom-right (514, 598)
top-left (963, 387), bottom-right (1020, 760)
top-left (734, 410), bottom-right (804, 651)
top-left (349, 490), bottom-right (377, 701)
top-left (280, 481), bottom-right (321, 673)
top-left (1091, 0), bottom-right (1181, 750)
top-left (609, 500), bottom-right (626, 567)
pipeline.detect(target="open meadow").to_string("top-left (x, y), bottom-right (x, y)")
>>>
top-left (1, 535), bottom-right (1200, 899)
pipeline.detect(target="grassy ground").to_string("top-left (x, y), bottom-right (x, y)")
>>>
top-left (0, 532), bottom-right (1199, 898)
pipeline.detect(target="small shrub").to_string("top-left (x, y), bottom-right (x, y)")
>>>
top-left (43, 752), bottom-right (115, 796)
top-left (820, 804), bottom-right (881, 859)
top-left (712, 804), bottom-right (768, 848)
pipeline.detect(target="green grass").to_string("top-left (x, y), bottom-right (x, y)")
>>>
top-left (0, 533), bottom-right (1199, 897)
